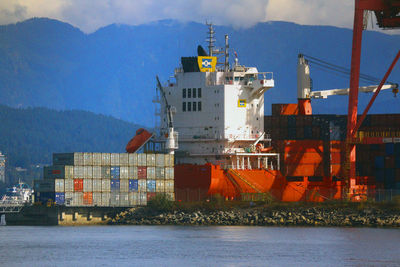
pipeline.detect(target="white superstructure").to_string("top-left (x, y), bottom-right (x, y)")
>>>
top-left (154, 24), bottom-right (279, 170)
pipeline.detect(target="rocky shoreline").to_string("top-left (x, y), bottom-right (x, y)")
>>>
top-left (109, 206), bottom-right (400, 227)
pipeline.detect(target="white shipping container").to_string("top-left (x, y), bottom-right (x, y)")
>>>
top-left (93, 192), bottom-right (102, 206)
top-left (101, 166), bottom-right (110, 178)
top-left (84, 166), bottom-right (93, 179)
top-left (165, 167), bottom-right (174, 179)
top-left (147, 167), bottom-right (155, 179)
top-left (101, 179), bottom-right (111, 192)
top-left (155, 154), bottom-right (165, 167)
top-left (128, 153), bottom-right (137, 166)
top-left (101, 153), bottom-right (111, 166)
top-left (146, 154), bottom-right (156, 166)
top-left (74, 166), bottom-right (84, 178)
top-left (165, 179), bottom-right (174, 193)
top-left (73, 192), bottom-right (83, 206)
top-left (120, 179), bottom-right (129, 192)
top-left (139, 192), bottom-right (147, 206)
top-left (119, 153), bottom-right (129, 166)
top-left (101, 192), bottom-right (110, 206)
top-left (164, 154), bottom-right (174, 167)
top-left (138, 179), bottom-right (147, 192)
top-left (128, 167), bottom-right (137, 178)
top-left (64, 179), bottom-right (74, 192)
top-left (155, 167), bottom-right (165, 180)
top-left (111, 153), bottom-right (120, 165)
top-left (83, 179), bottom-right (93, 192)
top-left (83, 152), bottom-right (93, 166)
top-left (110, 192), bottom-right (120, 206)
top-left (65, 192), bottom-right (73, 206)
top-left (120, 192), bottom-right (129, 206)
top-left (128, 192), bottom-right (139, 206)
top-left (55, 179), bottom-right (64, 192)
top-left (92, 153), bottom-right (102, 166)
top-left (120, 167), bottom-right (129, 179)
top-left (93, 166), bottom-right (101, 179)
top-left (156, 180), bottom-right (165, 192)
top-left (92, 179), bottom-right (102, 192)
top-left (137, 153), bottom-right (147, 166)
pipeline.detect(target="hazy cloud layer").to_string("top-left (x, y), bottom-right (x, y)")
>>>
top-left (0, 0), bottom-right (380, 33)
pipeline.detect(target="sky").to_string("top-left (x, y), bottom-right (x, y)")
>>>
top-left (0, 0), bottom-right (362, 33)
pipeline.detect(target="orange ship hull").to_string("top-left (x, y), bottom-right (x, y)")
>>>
top-left (174, 163), bottom-right (352, 202)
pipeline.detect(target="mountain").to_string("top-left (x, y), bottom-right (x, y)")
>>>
top-left (0, 18), bottom-right (399, 126)
top-left (0, 104), bottom-right (140, 187)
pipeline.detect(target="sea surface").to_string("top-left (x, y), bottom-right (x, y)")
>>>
top-left (1, 226), bottom-right (400, 266)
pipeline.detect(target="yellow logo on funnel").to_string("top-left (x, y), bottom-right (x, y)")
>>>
top-left (198, 56), bottom-right (217, 72)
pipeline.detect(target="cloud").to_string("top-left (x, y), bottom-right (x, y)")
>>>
top-left (266, 0), bottom-right (354, 28)
top-left (0, 0), bottom-right (394, 34)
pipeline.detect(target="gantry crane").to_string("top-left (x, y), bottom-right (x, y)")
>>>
top-left (347, 0), bottom-right (400, 198)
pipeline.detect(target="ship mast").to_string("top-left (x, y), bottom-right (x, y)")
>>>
top-left (206, 22), bottom-right (229, 71)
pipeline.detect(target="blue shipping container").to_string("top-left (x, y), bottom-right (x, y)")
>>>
top-left (55, 192), bottom-right (65, 205)
top-left (395, 157), bottom-right (400, 169)
top-left (111, 166), bottom-right (120, 179)
top-left (375, 169), bottom-right (385, 182)
top-left (375, 156), bottom-right (384, 169)
top-left (147, 180), bottom-right (156, 192)
top-left (386, 143), bottom-right (394, 156)
top-left (129, 179), bottom-right (138, 192)
top-left (111, 179), bottom-right (120, 191)
top-left (395, 144), bottom-right (400, 156)
top-left (38, 192), bottom-right (55, 203)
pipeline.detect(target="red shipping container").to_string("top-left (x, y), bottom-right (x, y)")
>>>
top-left (147, 192), bottom-right (156, 201)
top-left (74, 179), bottom-right (83, 192)
top-left (138, 166), bottom-right (147, 179)
top-left (83, 192), bottom-right (93, 205)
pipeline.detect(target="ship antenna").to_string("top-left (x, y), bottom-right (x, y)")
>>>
top-left (206, 22), bottom-right (215, 56)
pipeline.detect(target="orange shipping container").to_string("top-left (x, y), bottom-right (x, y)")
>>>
top-left (83, 192), bottom-right (93, 205)
top-left (284, 140), bottom-right (325, 153)
top-left (74, 179), bottom-right (83, 192)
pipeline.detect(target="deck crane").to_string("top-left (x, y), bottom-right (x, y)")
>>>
top-left (296, 53), bottom-right (399, 115)
top-left (346, 0), bottom-right (400, 198)
top-left (156, 76), bottom-right (178, 155)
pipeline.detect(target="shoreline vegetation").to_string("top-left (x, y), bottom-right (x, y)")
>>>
top-left (109, 195), bottom-right (400, 227)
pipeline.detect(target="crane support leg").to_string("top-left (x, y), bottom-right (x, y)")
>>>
top-left (353, 50), bottom-right (400, 135)
top-left (346, 0), bottom-right (364, 196)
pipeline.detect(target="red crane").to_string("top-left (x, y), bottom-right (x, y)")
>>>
top-left (346, 0), bottom-right (400, 197)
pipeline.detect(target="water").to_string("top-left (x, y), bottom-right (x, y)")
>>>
top-left (1, 226), bottom-right (400, 266)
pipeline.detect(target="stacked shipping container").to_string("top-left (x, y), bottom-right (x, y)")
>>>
top-left (34, 152), bottom-right (174, 207)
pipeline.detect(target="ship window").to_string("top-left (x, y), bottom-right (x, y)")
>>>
top-left (193, 102), bottom-right (197, 111)
top-left (198, 88), bottom-right (202, 98)
top-left (308, 176), bottom-right (323, 182)
top-left (198, 101), bottom-right (202, 111)
top-left (240, 77), bottom-right (244, 81)
top-left (234, 77), bottom-right (239, 81)
top-left (188, 88), bottom-right (191, 98)
top-left (188, 102), bottom-right (191, 111)
top-left (183, 88), bottom-right (186, 98)
top-left (286, 176), bottom-right (304, 182)
top-left (182, 102), bottom-right (186, 112)
top-left (193, 88), bottom-right (196, 98)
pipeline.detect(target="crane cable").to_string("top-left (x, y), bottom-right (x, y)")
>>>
top-left (301, 53), bottom-right (396, 86)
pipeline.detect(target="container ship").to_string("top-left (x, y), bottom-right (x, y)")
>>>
top-left (148, 20), bottom-right (400, 202)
